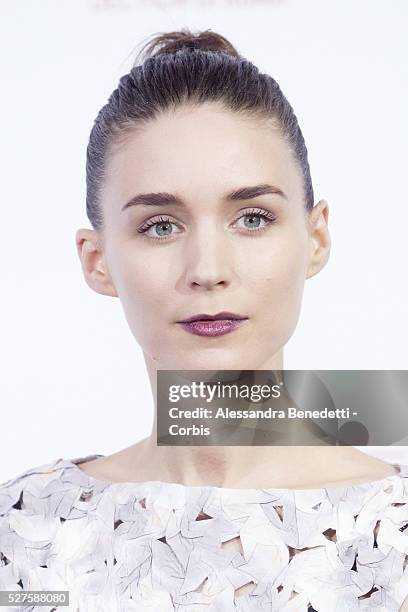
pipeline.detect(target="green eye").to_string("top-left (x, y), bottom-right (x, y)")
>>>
top-left (137, 216), bottom-right (180, 239)
top-left (234, 208), bottom-right (277, 233)
top-left (241, 213), bottom-right (263, 229)
top-left (137, 208), bottom-right (277, 241)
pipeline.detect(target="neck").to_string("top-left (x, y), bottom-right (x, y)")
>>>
top-left (124, 351), bottom-right (394, 489)
top-left (139, 349), bottom-right (323, 488)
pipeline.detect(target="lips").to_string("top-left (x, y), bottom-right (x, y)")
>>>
top-left (178, 311), bottom-right (247, 323)
top-left (176, 312), bottom-right (248, 337)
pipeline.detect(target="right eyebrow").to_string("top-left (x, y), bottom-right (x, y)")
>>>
top-left (121, 183), bottom-right (287, 212)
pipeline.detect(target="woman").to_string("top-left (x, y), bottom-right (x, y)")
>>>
top-left (1, 28), bottom-right (408, 611)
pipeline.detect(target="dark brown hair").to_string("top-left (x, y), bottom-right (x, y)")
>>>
top-left (86, 28), bottom-right (314, 230)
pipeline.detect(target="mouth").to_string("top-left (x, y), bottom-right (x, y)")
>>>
top-left (176, 312), bottom-right (249, 337)
top-left (177, 311), bottom-right (248, 323)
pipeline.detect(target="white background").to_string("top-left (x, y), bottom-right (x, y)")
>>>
top-left (1, 0), bottom-right (407, 483)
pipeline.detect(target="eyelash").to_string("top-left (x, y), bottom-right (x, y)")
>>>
top-left (136, 208), bottom-right (278, 241)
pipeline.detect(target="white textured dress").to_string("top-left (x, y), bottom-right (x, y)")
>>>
top-left (2, 454), bottom-right (408, 611)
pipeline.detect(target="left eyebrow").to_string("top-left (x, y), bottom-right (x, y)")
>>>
top-left (120, 183), bottom-right (287, 212)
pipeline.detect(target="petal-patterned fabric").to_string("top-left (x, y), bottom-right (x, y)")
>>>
top-left (2, 454), bottom-right (408, 611)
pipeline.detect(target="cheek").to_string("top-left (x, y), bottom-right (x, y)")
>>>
top-left (248, 224), bottom-right (307, 283)
top-left (113, 243), bottom-right (171, 302)
top-left (247, 228), bottom-right (308, 320)
top-left (105, 243), bottom-right (173, 347)
top-left (117, 272), bottom-right (169, 353)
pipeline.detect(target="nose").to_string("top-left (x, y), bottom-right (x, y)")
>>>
top-left (183, 224), bottom-right (233, 291)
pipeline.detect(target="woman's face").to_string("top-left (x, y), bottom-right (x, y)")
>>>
top-left (87, 102), bottom-right (329, 370)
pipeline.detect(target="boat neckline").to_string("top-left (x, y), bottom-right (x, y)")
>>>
top-left (61, 454), bottom-right (405, 495)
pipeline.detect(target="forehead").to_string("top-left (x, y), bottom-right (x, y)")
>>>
top-left (102, 102), bottom-right (303, 212)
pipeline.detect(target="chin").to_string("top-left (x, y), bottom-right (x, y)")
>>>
top-left (176, 352), bottom-right (254, 371)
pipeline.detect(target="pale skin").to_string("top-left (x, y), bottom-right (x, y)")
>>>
top-left (76, 102), bottom-right (408, 606)
top-left (75, 102), bottom-right (398, 493)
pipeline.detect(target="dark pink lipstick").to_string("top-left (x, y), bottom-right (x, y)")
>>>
top-left (176, 311), bottom-right (248, 337)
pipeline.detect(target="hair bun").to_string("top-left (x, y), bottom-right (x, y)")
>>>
top-left (135, 28), bottom-right (240, 64)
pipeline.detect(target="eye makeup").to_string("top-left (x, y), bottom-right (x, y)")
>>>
top-left (136, 207), bottom-right (278, 242)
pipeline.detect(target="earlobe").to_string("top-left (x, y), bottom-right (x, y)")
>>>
top-left (75, 228), bottom-right (118, 297)
top-left (306, 200), bottom-right (331, 280)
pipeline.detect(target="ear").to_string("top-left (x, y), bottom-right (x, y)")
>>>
top-left (75, 228), bottom-right (118, 297)
top-left (306, 199), bottom-right (331, 280)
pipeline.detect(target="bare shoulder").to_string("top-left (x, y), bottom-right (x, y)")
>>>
top-left (400, 595), bottom-right (408, 611)
top-left (75, 442), bottom-right (149, 483)
top-left (315, 447), bottom-right (401, 487)
top-left (75, 455), bottom-right (115, 481)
